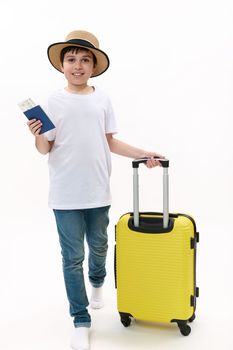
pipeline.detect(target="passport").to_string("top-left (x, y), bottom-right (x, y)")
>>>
top-left (18, 98), bottom-right (55, 134)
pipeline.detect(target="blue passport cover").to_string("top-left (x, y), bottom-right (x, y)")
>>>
top-left (24, 105), bottom-right (55, 134)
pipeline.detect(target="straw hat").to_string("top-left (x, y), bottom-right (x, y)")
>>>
top-left (47, 30), bottom-right (110, 77)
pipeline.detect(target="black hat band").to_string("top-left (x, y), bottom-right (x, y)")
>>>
top-left (67, 39), bottom-right (96, 49)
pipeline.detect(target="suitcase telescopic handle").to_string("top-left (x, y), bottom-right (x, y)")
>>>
top-left (132, 157), bottom-right (169, 229)
top-left (132, 157), bottom-right (169, 168)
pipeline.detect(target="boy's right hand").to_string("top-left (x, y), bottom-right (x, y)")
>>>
top-left (27, 119), bottom-right (43, 137)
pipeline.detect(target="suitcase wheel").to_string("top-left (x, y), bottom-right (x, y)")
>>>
top-left (177, 322), bottom-right (191, 336)
top-left (120, 313), bottom-right (131, 327)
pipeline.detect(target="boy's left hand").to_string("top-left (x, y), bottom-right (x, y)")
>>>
top-left (144, 152), bottom-right (165, 168)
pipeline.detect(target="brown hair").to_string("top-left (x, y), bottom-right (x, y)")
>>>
top-left (60, 46), bottom-right (97, 66)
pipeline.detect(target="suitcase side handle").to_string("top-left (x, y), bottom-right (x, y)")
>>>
top-left (132, 157), bottom-right (169, 168)
top-left (132, 157), bottom-right (169, 229)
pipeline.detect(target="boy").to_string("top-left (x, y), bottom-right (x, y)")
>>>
top-left (27, 30), bottom-right (163, 350)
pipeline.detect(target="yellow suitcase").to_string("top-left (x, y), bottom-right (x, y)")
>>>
top-left (115, 158), bottom-right (199, 336)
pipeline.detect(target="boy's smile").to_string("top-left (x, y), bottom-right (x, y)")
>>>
top-left (61, 49), bottom-right (96, 93)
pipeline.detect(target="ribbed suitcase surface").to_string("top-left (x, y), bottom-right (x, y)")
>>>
top-left (116, 213), bottom-right (197, 324)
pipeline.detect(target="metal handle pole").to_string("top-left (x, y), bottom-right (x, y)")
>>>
top-left (132, 158), bottom-right (170, 229)
top-left (163, 167), bottom-right (169, 228)
top-left (133, 168), bottom-right (139, 227)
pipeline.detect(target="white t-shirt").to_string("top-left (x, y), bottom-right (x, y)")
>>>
top-left (44, 87), bottom-right (117, 209)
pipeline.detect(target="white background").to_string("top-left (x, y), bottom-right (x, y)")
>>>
top-left (0, 0), bottom-right (233, 349)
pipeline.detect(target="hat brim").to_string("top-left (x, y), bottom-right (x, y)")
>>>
top-left (47, 42), bottom-right (110, 77)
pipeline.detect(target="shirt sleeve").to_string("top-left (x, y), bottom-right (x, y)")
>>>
top-left (105, 97), bottom-right (118, 134)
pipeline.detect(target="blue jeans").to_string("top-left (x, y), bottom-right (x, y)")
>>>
top-left (53, 206), bottom-right (110, 328)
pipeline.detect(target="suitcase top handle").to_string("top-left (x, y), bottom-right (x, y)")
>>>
top-left (132, 157), bottom-right (169, 168)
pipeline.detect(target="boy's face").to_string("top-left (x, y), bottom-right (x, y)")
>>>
top-left (60, 48), bottom-right (96, 89)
